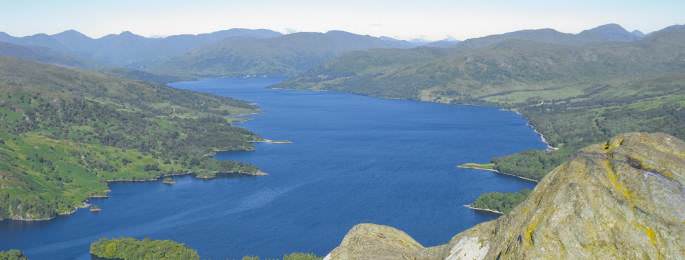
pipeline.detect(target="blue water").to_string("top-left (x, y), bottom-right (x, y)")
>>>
top-left (0, 77), bottom-right (544, 259)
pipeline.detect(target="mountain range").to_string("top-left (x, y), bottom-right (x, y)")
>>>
top-left (0, 23), bottom-right (648, 79)
top-left (458, 23), bottom-right (643, 48)
top-left (143, 30), bottom-right (417, 77)
top-left (0, 28), bottom-right (282, 67)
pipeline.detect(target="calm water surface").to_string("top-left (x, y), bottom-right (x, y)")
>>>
top-left (0, 77), bottom-right (544, 259)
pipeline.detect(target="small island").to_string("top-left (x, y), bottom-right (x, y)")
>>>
top-left (252, 138), bottom-right (293, 144)
top-left (162, 177), bottom-right (176, 185)
top-left (90, 205), bottom-right (102, 213)
top-left (0, 249), bottom-right (27, 260)
top-left (457, 162), bottom-right (497, 172)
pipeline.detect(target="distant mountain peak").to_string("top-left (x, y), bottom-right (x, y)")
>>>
top-left (325, 30), bottom-right (359, 36)
top-left (631, 30), bottom-right (645, 38)
top-left (120, 31), bottom-right (137, 36)
top-left (578, 23), bottom-right (638, 42)
top-left (580, 23), bottom-right (630, 35)
top-left (52, 29), bottom-right (91, 40)
top-left (30, 33), bottom-right (51, 38)
top-left (56, 29), bottom-right (81, 35)
top-left (590, 23), bottom-right (626, 31)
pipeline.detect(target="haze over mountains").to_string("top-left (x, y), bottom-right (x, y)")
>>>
top-left (0, 23), bottom-right (650, 79)
top-left (143, 30), bottom-right (417, 77)
top-left (0, 28), bottom-right (282, 67)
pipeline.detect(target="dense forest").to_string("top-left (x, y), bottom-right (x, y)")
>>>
top-left (0, 57), bottom-right (262, 220)
top-left (0, 250), bottom-right (28, 260)
top-left (90, 238), bottom-right (200, 260)
top-left (470, 189), bottom-right (531, 214)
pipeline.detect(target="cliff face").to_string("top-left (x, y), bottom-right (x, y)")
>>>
top-left (325, 133), bottom-right (685, 259)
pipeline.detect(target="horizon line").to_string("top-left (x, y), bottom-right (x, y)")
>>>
top-left (1, 22), bottom-right (681, 42)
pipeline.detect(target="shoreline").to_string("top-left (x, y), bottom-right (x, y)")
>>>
top-left (250, 138), bottom-right (293, 144)
top-left (464, 204), bottom-right (504, 215)
top-left (459, 164), bottom-right (538, 183)
top-left (527, 122), bottom-right (559, 152)
top-left (505, 108), bottom-right (558, 152)
top-left (280, 84), bottom-right (557, 153)
top-left (457, 164), bottom-right (498, 172)
top-left (6, 170), bottom-right (266, 222)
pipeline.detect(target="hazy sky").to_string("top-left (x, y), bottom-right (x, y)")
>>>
top-left (1, 0), bottom-right (683, 40)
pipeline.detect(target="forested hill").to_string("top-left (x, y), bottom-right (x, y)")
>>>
top-left (0, 41), bottom-right (86, 68)
top-left (279, 24), bottom-right (685, 180)
top-left (458, 23), bottom-right (642, 48)
top-left (0, 29), bottom-right (416, 79)
top-left (0, 57), bottom-right (261, 221)
top-left (143, 30), bottom-right (417, 78)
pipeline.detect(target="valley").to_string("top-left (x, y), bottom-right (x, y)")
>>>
top-left (0, 12), bottom-right (683, 259)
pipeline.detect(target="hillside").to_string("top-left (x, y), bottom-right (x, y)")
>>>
top-left (459, 23), bottom-right (641, 49)
top-left (145, 31), bottom-right (416, 77)
top-left (0, 57), bottom-right (262, 221)
top-left (0, 41), bottom-right (85, 67)
top-left (0, 29), bottom-right (282, 67)
top-left (325, 133), bottom-right (685, 259)
top-left (279, 24), bottom-right (685, 180)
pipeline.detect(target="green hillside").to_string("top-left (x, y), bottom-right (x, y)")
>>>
top-left (0, 57), bottom-right (261, 220)
top-left (280, 25), bottom-right (685, 181)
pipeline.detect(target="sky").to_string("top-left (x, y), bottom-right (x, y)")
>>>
top-left (0, 0), bottom-right (683, 41)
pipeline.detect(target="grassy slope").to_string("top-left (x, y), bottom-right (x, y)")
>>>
top-left (279, 26), bottom-right (685, 181)
top-left (0, 57), bottom-right (260, 220)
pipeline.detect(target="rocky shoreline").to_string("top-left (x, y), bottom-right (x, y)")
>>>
top-left (506, 108), bottom-right (558, 152)
top-left (458, 163), bottom-right (539, 183)
top-left (464, 204), bottom-right (503, 215)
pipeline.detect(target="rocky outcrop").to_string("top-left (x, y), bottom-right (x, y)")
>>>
top-left (323, 224), bottom-right (429, 260)
top-left (326, 133), bottom-right (685, 259)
